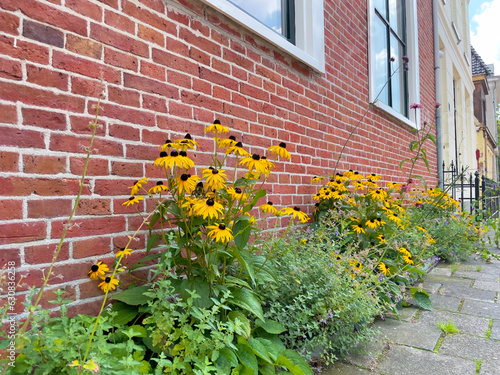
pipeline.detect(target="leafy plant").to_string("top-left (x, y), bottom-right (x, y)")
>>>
top-left (437, 320), bottom-right (460, 335)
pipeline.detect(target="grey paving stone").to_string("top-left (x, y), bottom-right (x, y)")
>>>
top-left (438, 284), bottom-right (496, 301)
top-left (385, 306), bottom-right (419, 322)
top-left (373, 318), bottom-right (441, 351)
top-left (418, 310), bottom-right (490, 337)
top-left (377, 344), bottom-right (476, 375)
top-left (473, 280), bottom-right (500, 292)
top-left (454, 270), bottom-right (499, 282)
top-left (425, 274), bottom-right (472, 287)
top-left (344, 337), bottom-right (386, 368)
top-left (480, 362), bottom-right (500, 375)
top-left (439, 334), bottom-right (500, 362)
top-left (461, 300), bottom-right (500, 319)
top-left (429, 294), bottom-right (462, 312)
top-left (321, 362), bottom-right (375, 375)
top-left (422, 282), bottom-right (442, 294)
top-left (429, 267), bottom-right (452, 276)
top-left (490, 320), bottom-right (500, 340)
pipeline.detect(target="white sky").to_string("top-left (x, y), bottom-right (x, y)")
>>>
top-left (469, 0), bottom-right (500, 74)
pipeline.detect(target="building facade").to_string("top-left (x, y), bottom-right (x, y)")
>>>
top-left (0, 0), bottom-right (437, 313)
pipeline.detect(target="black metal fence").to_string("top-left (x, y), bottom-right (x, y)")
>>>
top-left (443, 162), bottom-right (500, 219)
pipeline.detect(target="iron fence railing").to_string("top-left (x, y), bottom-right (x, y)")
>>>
top-left (442, 162), bottom-right (500, 220)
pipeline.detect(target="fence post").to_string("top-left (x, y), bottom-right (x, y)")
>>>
top-left (482, 175), bottom-right (486, 220)
top-left (474, 171), bottom-right (480, 217)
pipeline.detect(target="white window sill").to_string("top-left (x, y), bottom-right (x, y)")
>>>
top-left (371, 100), bottom-right (419, 129)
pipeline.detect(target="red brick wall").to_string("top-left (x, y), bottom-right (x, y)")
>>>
top-left (0, 0), bottom-right (436, 313)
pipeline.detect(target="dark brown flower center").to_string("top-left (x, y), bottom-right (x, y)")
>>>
top-left (179, 151), bottom-right (187, 157)
top-left (128, 197), bottom-right (134, 201)
top-left (91, 265), bottom-right (99, 272)
top-left (170, 151), bottom-right (178, 157)
top-left (279, 142), bottom-right (286, 148)
top-left (212, 169), bottom-right (219, 175)
top-left (184, 133), bottom-right (192, 140)
top-left (293, 206), bottom-right (300, 211)
top-left (234, 187), bottom-right (242, 194)
top-left (180, 174), bottom-right (189, 181)
top-left (213, 119), bottom-right (221, 124)
top-left (206, 199), bottom-right (215, 206)
top-left (159, 151), bottom-right (168, 157)
top-left (252, 154), bottom-right (260, 160)
top-left (218, 224), bottom-right (226, 230)
top-left (229, 135), bottom-right (236, 141)
top-left (156, 181), bottom-right (164, 186)
top-left (105, 277), bottom-right (111, 283)
top-left (267, 201), bottom-right (273, 205)
top-left (236, 142), bottom-right (243, 147)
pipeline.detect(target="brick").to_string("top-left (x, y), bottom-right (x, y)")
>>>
top-left (0, 81), bottom-right (85, 112)
top-left (50, 134), bottom-right (124, 157)
top-left (76, 198), bottom-right (112, 216)
top-left (77, 281), bottom-right (108, 302)
top-left (22, 108), bottom-right (66, 130)
top-left (0, 222), bottom-right (46, 245)
top-left (0, 200), bottom-right (22, 220)
top-left (24, 242), bottom-right (70, 264)
top-left (152, 48), bottom-right (198, 76)
top-left (0, 248), bottom-right (20, 266)
top-left (138, 0), bottom-right (165, 13)
top-left (90, 23), bottom-right (149, 57)
top-left (108, 86), bottom-right (141, 107)
top-left (122, 0), bottom-right (176, 35)
top-left (0, 35), bottom-right (49, 64)
top-left (51, 216), bottom-right (126, 238)
top-left (66, 34), bottom-right (103, 59)
top-left (125, 144), bottom-right (158, 161)
top-left (167, 70), bottom-right (191, 89)
top-left (92, 101), bottom-right (156, 127)
top-left (140, 60), bottom-right (166, 81)
top-left (70, 76), bottom-right (106, 97)
top-left (111, 161), bottom-right (143, 177)
top-left (199, 67), bottom-right (238, 91)
top-left (0, 56), bottom-right (21, 80)
top-left (23, 155), bottom-right (66, 174)
top-left (180, 90), bottom-right (223, 113)
top-left (66, 0), bottom-right (103, 22)
top-left (138, 24), bottom-right (164, 47)
top-left (142, 94), bottom-right (167, 113)
top-left (72, 237), bottom-right (111, 258)
top-left (28, 198), bottom-right (72, 218)
top-left (0, 177), bottom-right (89, 196)
top-left (124, 73), bottom-right (179, 99)
top-left (7, 0), bottom-right (87, 36)
top-left (109, 123), bottom-right (141, 140)
top-left (0, 151), bottom-right (18, 172)
top-left (104, 47), bottom-right (138, 71)
top-left (26, 65), bottom-right (69, 91)
top-left (166, 36), bottom-right (189, 56)
top-left (189, 46), bottom-right (210, 65)
top-left (169, 101), bottom-right (192, 119)
top-left (1, 127), bottom-right (45, 148)
top-left (70, 157), bottom-right (109, 176)
top-left (94, 179), bottom-right (129, 196)
top-left (179, 26), bottom-right (221, 56)
top-left (53, 51), bottom-right (120, 84)
top-left (70, 115), bottom-right (106, 136)
top-left (0, 9), bottom-right (19, 35)
top-left (97, 0), bottom-right (118, 9)
top-left (0, 104), bottom-right (17, 123)
top-left (22, 19), bottom-right (64, 47)
top-left (104, 9), bottom-right (135, 35)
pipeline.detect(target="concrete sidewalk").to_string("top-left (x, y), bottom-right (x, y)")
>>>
top-left (323, 246), bottom-right (500, 375)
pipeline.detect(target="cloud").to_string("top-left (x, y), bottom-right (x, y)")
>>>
top-left (470, 0), bottom-right (500, 74)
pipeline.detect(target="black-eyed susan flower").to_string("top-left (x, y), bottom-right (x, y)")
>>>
top-left (159, 139), bottom-right (180, 152)
top-left (98, 275), bottom-right (119, 292)
top-left (202, 168), bottom-right (228, 191)
top-left (370, 189), bottom-right (387, 201)
top-left (376, 217), bottom-right (386, 226)
top-left (351, 224), bottom-right (365, 234)
top-left (311, 176), bottom-right (324, 183)
top-left (116, 248), bottom-right (132, 258)
top-left (350, 259), bottom-right (363, 271)
top-left (268, 142), bottom-right (291, 160)
top-left (387, 182), bottom-right (402, 191)
top-left (227, 186), bottom-right (247, 201)
top-left (243, 171), bottom-right (261, 180)
top-left (368, 173), bottom-right (381, 181)
top-left (149, 181), bottom-right (168, 194)
top-left (128, 177), bottom-right (149, 196)
top-left (154, 150), bottom-right (194, 169)
top-left (240, 154), bottom-right (268, 174)
top-left (88, 261), bottom-right (109, 280)
top-left (216, 136), bottom-right (237, 149)
top-left (403, 255), bottom-right (414, 265)
top-left (260, 156), bottom-right (275, 172)
top-left (377, 234), bottom-right (386, 244)
top-left (205, 119), bottom-right (230, 135)
top-left (175, 133), bottom-right (199, 151)
top-left (226, 141), bottom-right (249, 157)
top-left (398, 247), bottom-right (411, 257)
top-left (122, 196), bottom-right (144, 207)
top-left (193, 198), bottom-right (224, 220)
top-left (387, 212), bottom-right (402, 225)
top-left (177, 173), bottom-right (200, 194)
top-left (206, 223), bottom-right (233, 243)
top-left (351, 171), bottom-right (363, 180)
top-left (378, 262), bottom-right (390, 275)
top-left (278, 206), bottom-right (309, 223)
top-left (259, 201), bottom-right (277, 214)
top-left (365, 219), bottom-right (378, 229)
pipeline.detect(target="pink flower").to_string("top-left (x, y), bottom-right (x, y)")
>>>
top-left (410, 103), bottom-right (422, 109)
top-left (402, 55), bottom-right (409, 63)
top-left (434, 102), bottom-right (441, 108)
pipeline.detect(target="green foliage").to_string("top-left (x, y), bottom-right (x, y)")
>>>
top-left (437, 320), bottom-right (460, 335)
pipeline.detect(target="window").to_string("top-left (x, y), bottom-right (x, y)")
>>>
top-left (200, 0), bottom-right (325, 72)
top-left (369, 0), bottom-right (420, 127)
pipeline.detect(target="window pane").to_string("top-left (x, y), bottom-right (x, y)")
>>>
top-left (390, 34), bottom-right (406, 114)
top-left (374, 15), bottom-right (389, 105)
top-left (229, 0), bottom-right (282, 34)
top-left (374, 0), bottom-right (387, 20)
top-left (388, 0), bottom-right (404, 39)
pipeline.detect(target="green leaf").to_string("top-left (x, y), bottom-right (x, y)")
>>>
top-left (128, 325), bottom-right (147, 338)
top-left (415, 175), bottom-right (428, 191)
top-left (233, 220), bottom-right (251, 252)
top-left (254, 331), bottom-right (286, 361)
top-left (146, 233), bottom-right (160, 253)
top-left (231, 248), bottom-right (256, 285)
top-left (180, 279), bottom-right (211, 309)
top-left (228, 287), bottom-right (264, 321)
top-left (235, 344), bottom-right (258, 375)
top-left (111, 285), bottom-right (150, 305)
top-left (216, 347), bottom-right (237, 374)
top-left (256, 318), bottom-right (286, 334)
top-left (277, 350), bottom-right (313, 375)
top-left (424, 133), bottom-right (437, 145)
top-left (253, 256), bottom-right (277, 283)
top-left (243, 189), bottom-right (266, 213)
top-left (107, 302), bottom-right (138, 325)
top-left (259, 365), bottom-right (276, 375)
top-left (247, 338), bottom-right (272, 363)
top-left (229, 311), bottom-right (252, 338)
top-left (149, 212), bottom-right (161, 231)
top-left (414, 291), bottom-right (433, 310)
top-left (409, 140), bottom-right (419, 151)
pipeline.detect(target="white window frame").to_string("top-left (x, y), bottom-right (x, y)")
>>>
top-left (199, 0), bottom-right (325, 73)
top-left (368, 0), bottom-right (420, 129)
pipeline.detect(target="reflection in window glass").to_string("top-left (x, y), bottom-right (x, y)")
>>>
top-left (388, 0), bottom-right (404, 39)
top-left (374, 16), bottom-right (388, 105)
top-left (229, 0), bottom-right (282, 34)
top-left (373, 0), bottom-right (387, 19)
